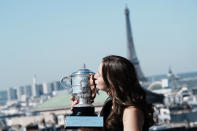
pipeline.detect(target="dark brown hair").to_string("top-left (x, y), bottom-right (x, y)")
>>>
top-left (102, 55), bottom-right (154, 130)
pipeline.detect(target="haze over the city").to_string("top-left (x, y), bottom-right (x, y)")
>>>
top-left (0, 0), bottom-right (197, 90)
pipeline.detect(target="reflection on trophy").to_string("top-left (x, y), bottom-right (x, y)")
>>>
top-left (60, 64), bottom-right (103, 128)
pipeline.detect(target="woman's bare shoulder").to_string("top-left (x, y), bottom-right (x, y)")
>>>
top-left (123, 106), bottom-right (144, 124)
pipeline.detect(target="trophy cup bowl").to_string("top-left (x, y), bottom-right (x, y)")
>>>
top-left (60, 65), bottom-right (103, 128)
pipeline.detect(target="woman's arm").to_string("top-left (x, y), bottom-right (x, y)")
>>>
top-left (123, 106), bottom-right (144, 131)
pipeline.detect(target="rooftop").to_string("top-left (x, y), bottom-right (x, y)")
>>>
top-left (34, 91), bottom-right (108, 111)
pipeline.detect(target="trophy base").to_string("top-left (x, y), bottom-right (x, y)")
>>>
top-left (71, 106), bottom-right (97, 116)
top-left (65, 106), bottom-right (103, 128)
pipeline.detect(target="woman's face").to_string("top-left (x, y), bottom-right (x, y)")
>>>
top-left (94, 63), bottom-right (107, 91)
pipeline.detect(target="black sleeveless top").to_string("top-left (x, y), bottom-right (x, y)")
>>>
top-left (100, 98), bottom-right (150, 131)
top-left (100, 98), bottom-right (123, 131)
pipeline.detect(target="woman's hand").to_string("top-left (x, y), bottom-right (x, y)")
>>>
top-left (70, 96), bottom-right (79, 111)
top-left (89, 73), bottom-right (97, 103)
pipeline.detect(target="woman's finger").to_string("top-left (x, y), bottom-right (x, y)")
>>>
top-left (70, 99), bottom-right (79, 111)
top-left (89, 74), bottom-right (96, 90)
top-left (70, 96), bottom-right (75, 101)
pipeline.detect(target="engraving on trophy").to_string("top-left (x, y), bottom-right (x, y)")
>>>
top-left (79, 78), bottom-right (91, 98)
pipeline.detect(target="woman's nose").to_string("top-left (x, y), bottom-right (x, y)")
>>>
top-left (94, 73), bottom-right (98, 79)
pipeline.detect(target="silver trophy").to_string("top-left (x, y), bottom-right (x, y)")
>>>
top-left (60, 65), bottom-right (103, 127)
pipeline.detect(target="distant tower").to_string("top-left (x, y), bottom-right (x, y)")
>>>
top-left (17, 86), bottom-right (25, 100)
top-left (125, 7), bottom-right (147, 82)
top-left (7, 87), bottom-right (17, 101)
top-left (32, 75), bottom-right (40, 97)
top-left (167, 67), bottom-right (178, 90)
top-left (168, 66), bottom-right (173, 76)
top-left (24, 85), bottom-right (32, 98)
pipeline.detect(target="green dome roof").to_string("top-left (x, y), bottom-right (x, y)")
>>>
top-left (34, 91), bottom-right (108, 110)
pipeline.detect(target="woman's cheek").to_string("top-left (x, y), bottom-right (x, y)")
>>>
top-left (100, 81), bottom-right (107, 91)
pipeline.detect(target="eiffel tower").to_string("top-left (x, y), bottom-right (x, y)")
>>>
top-left (124, 7), bottom-right (164, 103)
top-left (125, 7), bottom-right (147, 82)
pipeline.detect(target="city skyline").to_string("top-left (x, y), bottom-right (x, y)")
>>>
top-left (0, 0), bottom-right (197, 90)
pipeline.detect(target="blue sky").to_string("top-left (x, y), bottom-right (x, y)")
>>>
top-left (0, 0), bottom-right (197, 90)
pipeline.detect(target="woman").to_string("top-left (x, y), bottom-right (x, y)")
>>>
top-left (72, 55), bottom-right (154, 131)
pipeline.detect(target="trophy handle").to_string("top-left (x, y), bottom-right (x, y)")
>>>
top-left (60, 76), bottom-right (72, 89)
